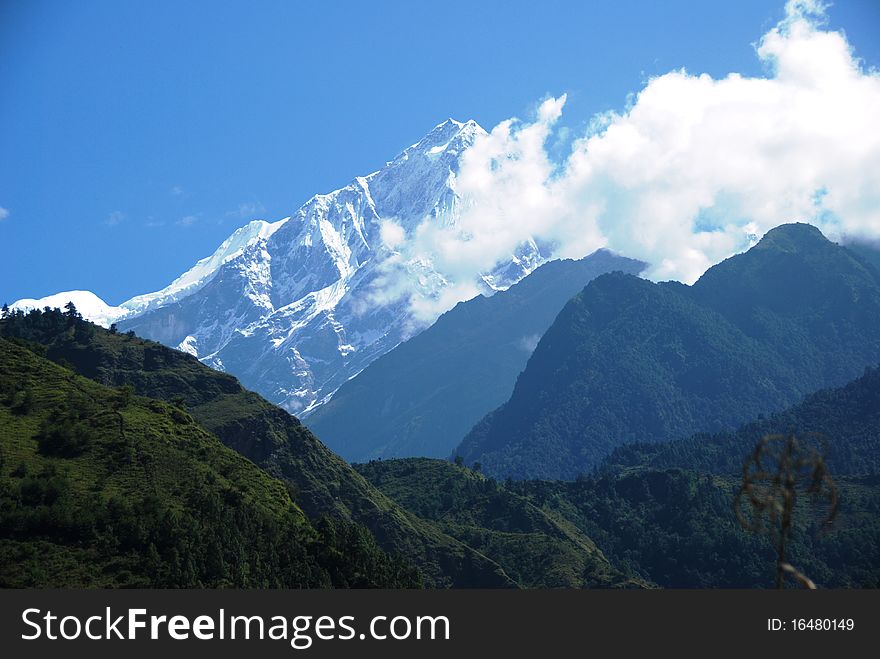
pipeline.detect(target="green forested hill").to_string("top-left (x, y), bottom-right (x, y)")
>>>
top-left (4, 308), bottom-right (877, 589)
top-left (689, 225), bottom-right (880, 386)
top-left (0, 338), bottom-right (419, 588)
top-left (355, 455), bottom-right (880, 588)
top-left (307, 251), bottom-right (644, 462)
top-left (456, 224), bottom-right (880, 479)
top-left (604, 365), bottom-right (880, 476)
top-left (356, 349), bottom-right (880, 588)
top-left (356, 458), bottom-right (641, 588)
top-left (0, 308), bottom-right (514, 587)
top-left (508, 471), bottom-right (880, 588)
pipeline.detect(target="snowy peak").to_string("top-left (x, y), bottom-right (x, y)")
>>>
top-left (264, 118), bottom-right (488, 306)
top-left (11, 218), bottom-right (288, 327)
top-left (11, 291), bottom-right (124, 328)
top-left (389, 118), bottom-right (486, 164)
top-left (362, 118), bottom-right (485, 228)
top-left (12, 116), bottom-right (541, 416)
top-left (120, 217), bottom-right (289, 315)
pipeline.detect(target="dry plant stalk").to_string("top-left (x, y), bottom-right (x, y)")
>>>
top-left (734, 433), bottom-right (838, 589)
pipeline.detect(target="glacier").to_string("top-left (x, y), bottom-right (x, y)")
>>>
top-left (13, 119), bottom-right (550, 413)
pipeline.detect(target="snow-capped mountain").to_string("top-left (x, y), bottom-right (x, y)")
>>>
top-left (13, 119), bottom-right (548, 413)
top-left (121, 217), bottom-right (290, 317)
top-left (11, 290), bottom-right (126, 328)
top-left (11, 218), bottom-right (288, 327)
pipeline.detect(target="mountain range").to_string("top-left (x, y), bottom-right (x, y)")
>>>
top-left (6, 105), bottom-right (880, 591)
top-left (4, 251), bottom-right (880, 587)
top-left (455, 224), bottom-right (880, 479)
top-left (306, 250), bottom-right (645, 462)
top-left (12, 119), bottom-right (548, 416)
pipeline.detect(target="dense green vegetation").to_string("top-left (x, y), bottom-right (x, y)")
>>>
top-left (0, 307), bottom-right (514, 587)
top-left (356, 456), bottom-right (880, 588)
top-left (308, 251), bottom-right (644, 462)
top-left (583, 361), bottom-right (880, 587)
top-left (604, 365), bottom-right (880, 476)
top-left (356, 458), bottom-right (641, 588)
top-left (353, 355), bottom-right (880, 588)
top-left (0, 337), bottom-right (420, 588)
top-left (456, 224), bottom-right (880, 479)
top-left (508, 471), bottom-right (880, 588)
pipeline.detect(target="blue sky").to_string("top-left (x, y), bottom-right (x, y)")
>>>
top-left (2, 0), bottom-right (879, 304)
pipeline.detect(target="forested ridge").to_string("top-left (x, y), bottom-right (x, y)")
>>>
top-left (0, 307), bottom-right (515, 587)
top-left (0, 335), bottom-right (420, 587)
top-left (456, 224), bottom-right (880, 479)
top-left (603, 364), bottom-right (880, 477)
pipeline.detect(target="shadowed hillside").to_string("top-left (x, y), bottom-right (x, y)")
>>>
top-left (456, 224), bottom-right (880, 479)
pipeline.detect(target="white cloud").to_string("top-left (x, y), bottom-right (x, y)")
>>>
top-left (105, 211), bottom-right (125, 227)
top-left (0, 207), bottom-right (8, 221)
top-left (178, 214), bottom-right (199, 227)
top-left (171, 185), bottom-right (185, 196)
top-left (379, 219), bottom-right (406, 249)
top-left (377, 0), bottom-right (880, 320)
top-left (555, 0), bottom-right (880, 282)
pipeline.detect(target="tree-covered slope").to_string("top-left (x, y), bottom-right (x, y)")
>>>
top-left (604, 365), bottom-right (880, 477)
top-left (0, 309), bottom-right (513, 588)
top-left (843, 240), bottom-right (880, 274)
top-left (353, 455), bottom-right (879, 588)
top-left (456, 224), bottom-right (880, 479)
top-left (508, 471), bottom-right (880, 588)
top-left (307, 251), bottom-right (645, 462)
top-left (356, 458), bottom-right (641, 588)
top-left (689, 224), bottom-right (880, 386)
top-left (0, 338), bottom-right (419, 588)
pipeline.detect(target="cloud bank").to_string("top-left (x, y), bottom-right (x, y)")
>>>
top-left (383, 0), bottom-right (880, 321)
